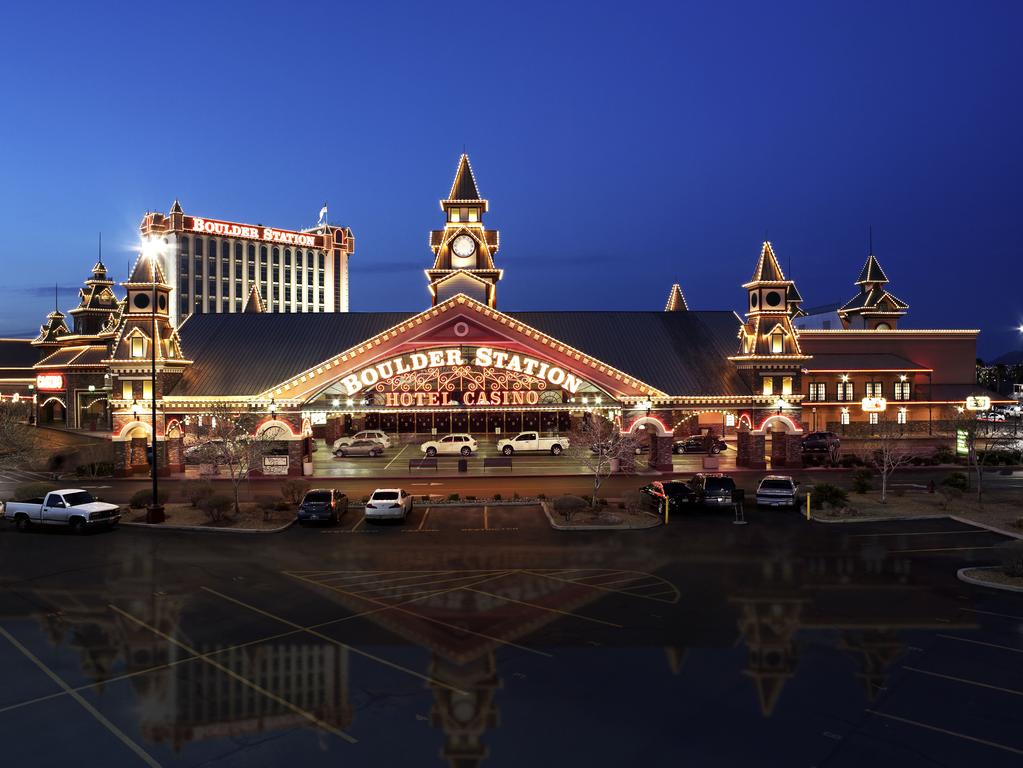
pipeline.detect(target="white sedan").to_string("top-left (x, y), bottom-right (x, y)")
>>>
top-left (364, 488), bottom-right (413, 522)
top-left (420, 433), bottom-right (478, 457)
top-left (333, 431), bottom-right (392, 451)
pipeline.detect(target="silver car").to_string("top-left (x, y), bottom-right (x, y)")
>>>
top-left (334, 439), bottom-right (384, 457)
top-left (756, 476), bottom-right (799, 508)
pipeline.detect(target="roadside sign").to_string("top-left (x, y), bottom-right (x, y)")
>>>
top-left (860, 397), bottom-right (887, 413)
top-left (262, 455), bottom-right (289, 475)
top-left (965, 395), bottom-right (991, 412)
top-left (956, 429), bottom-right (968, 455)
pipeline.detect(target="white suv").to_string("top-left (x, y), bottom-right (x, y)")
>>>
top-left (333, 431), bottom-right (391, 453)
top-left (420, 433), bottom-right (478, 457)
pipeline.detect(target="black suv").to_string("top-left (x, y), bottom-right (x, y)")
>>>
top-left (801, 432), bottom-right (840, 453)
top-left (672, 435), bottom-right (728, 455)
top-left (297, 489), bottom-right (347, 525)
top-left (687, 474), bottom-right (737, 508)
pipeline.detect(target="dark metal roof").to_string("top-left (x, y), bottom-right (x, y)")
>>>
top-left (802, 353), bottom-right (928, 372)
top-left (171, 310), bottom-right (750, 398)
top-left (0, 338), bottom-right (39, 369)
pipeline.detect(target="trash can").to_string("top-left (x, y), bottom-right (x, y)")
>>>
top-left (458, 458), bottom-right (468, 473)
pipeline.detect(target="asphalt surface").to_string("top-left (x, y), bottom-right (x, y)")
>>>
top-left (1, 507), bottom-right (1022, 767)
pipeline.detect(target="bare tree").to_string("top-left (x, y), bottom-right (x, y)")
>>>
top-left (191, 409), bottom-right (284, 515)
top-left (571, 414), bottom-right (639, 503)
top-left (947, 408), bottom-right (1023, 504)
top-left (854, 416), bottom-right (922, 503)
top-left (0, 401), bottom-right (41, 472)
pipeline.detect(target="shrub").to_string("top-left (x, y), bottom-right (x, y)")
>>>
top-left (493, 493), bottom-right (502, 501)
top-left (182, 479), bottom-right (215, 507)
top-left (999, 541), bottom-right (1023, 577)
top-left (809, 483), bottom-right (848, 510)
top-left (200, 493), bottom-right (233, 522)
top-left (255, 494), bottom-right (278, 521)
top-left (933, 445), bottom-right (956, 464)
top-left (129, 488), bottom-right (170, 509)
top-left (448, 493), bottom-right (460, 501)
top-left (537, 493), bottom-right (546, 500)
top-left (75, 462), bottom-right (114, 477)
top-left (512, 492), bottom-right (520, 500)
top-left (280, 479), bottom-right (309, 504)
top-left (465, 495), bottom-right (476, 501)
top-left (552, 495), bottom-right (588, 521)
top-left (13, 481), bottom-right (58, 502)
top-left (851, 469), bottom-right (873, 493)
top-left (622, 490), bottom-right (650, 515)
top-left (941, 472), bottom-right (969, 491)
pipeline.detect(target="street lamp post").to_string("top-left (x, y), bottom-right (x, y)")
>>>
top-left (147, 245), bottom-right (164, 524)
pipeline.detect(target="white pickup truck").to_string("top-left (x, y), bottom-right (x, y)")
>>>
top-left (496, 431), bottom-right (570, 456)
top-left (3, 489), bottom-right (121, 534)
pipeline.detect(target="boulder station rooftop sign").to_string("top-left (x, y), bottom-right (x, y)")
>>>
top-left (186, 216), bottom-right (346, 250)
top-left (338, 347), bottom-right (588, 397)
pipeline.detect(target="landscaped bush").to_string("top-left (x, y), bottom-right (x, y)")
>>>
top-left (280, 479), bottom-right (309, 504)
top-left (13, 481), bottom-right (57, 501)
top-left (182, 479), bottom-right (215, 507)
top-left (941, 472), bottom-right (969, 491)
top-left (129, 488), bottom-right (170, 509)
top-left (839, 455), bottom-right (863, 468)
top-left (933, 445), bottom-right (956, 464)
top-left (851, 469), bottom-right (873, 493)
top-left (998, 540), bottom-right (1023, 577)
top-left (74, 462), bottom-right (114, 477)
top-left (448, 493), bottom-right (460, 501)
top-left (809, 483), bottom-right (848, 510)
top-left (493, 494), bottom-right (502, 501)
top-left (552, 494), bottom-right (588, 521)
top-left (200, 493), bottom-right (233, 522)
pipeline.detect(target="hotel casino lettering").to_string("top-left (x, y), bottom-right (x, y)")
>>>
top-left (0, 155), bottom-right (1003, 475)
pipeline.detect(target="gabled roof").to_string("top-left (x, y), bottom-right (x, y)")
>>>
top-left (125, 253), bottom-right (168, 285)
top-left (856, 254), bottom-right (889, 285)
top-left (664, 283), bottom-right (688, 312)
top-left (840, 286), bottom-right (909, 314)
top-left (448, 154), bottom-right (481, 201)
top-left (243, 285), bottom-right (265, 313)
top-left (748, 241), bottom-right (785, 284)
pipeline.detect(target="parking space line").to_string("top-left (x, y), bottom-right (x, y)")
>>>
top-left (938, 634), bottom-right (1023, 654)
top-left (350, 516), bottom-right (366, 532)
top-left (850, 530), bottom-right (995, 538)
top-left (888, 546), bottom-right (1000, 554)
top-left (903, 666), bottom-right (1023, 697)
top-left (483, 506), bottom-right (489, 530)
top-left (418, 507), bottom-right (431, 530)
top-left (109, 605), bottom-right (357, 743)
top-left (383, 444), bottom-right (408, 470)
top-left (319, 570), bottom-right (456, 587)
top-left (865, 710), bottom-right (1023, 757)
top-left (285, 571), bottom-right (552, 658)
top-left (525, 570), bottom-right (679, 604)
top-left (0, 625), bottom-right (163, 767)
top-left (354, 572), bottom-right (493, 594)
top-left (462, 587), bottom-right (623, 628)
top-left (961, 608), bottom-right (1023, 622)
top-left (200, 587), bottom-right (471, 694)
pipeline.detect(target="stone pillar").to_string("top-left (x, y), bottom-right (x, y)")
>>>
top-left (647, 435), bottom-right (674, 472)
top-left (736, 429), bottom-right (751, 467)
top-left (785, 434), bottom-right (804, 467)
top-left (167, 436), bottom-right (184, 474)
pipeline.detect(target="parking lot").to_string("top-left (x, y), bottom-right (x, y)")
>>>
top-left (319, 503), bottom-right (546, 534)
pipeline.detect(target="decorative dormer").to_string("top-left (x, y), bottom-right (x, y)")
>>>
top-left (838, 253), bottom-right (908, 330)
top-left (69, 256), bottom-right (120, 336)
top-left (664, 283), bottom-right (689, 312)
top-left (733, 242), bottom-right (808, 360)
top-left (426, 154), bottom-right (502, 307)
top-left (32, 308), bottom-right (70, 351)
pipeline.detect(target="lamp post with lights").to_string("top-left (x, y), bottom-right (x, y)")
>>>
top-left (143, 240), bottom-right (164, 524)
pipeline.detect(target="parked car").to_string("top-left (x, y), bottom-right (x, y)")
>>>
top-left (801, 431), bottom-right (840, 453)
top-left (333, 431), bottom-right (391, 451)
top-left (687, 474), bottom-right (737, 508)
top-left (364, 488), bottom-right (413, 522)
top-left (334, 439), bottom-right (385, 457)
top-left (1001, 404), bottom-right (1023, 418)
top-left (297, 488), bottom-right (347, 525)
top-left (978, 411), bottom-right (1006, 422)
top-left (755, 475), bottom-right (799, 508)
top-left (497, 431), bottom-right (569, 456)
top-left (672, 435), bottom-right (728, 455)
top-left (640, 480), bottom-right (696, 513)
top-left (2, 489), bottom-right (120, 534)
top-left (420, 433), bottom-right (478, 457)
top-left (183, 439), bottom-right (226, 464)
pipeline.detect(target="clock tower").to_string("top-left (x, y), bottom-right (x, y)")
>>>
top-left (426, 154), bottom-right (502, 307)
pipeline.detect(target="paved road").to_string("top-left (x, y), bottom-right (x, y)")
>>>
top-left (1, 510), bottom-right (1021, 767)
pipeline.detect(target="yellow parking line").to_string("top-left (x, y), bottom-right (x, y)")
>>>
top-left (903, 666), bottom-right (1023, 697)
top-left (383, 444), bottom-right (408, 470)
top-left (350, 516), bottom-right (366, 532)
top-left (418, 507), bottom-right (431, 531)
top-left (203, 586), bottom-right (479, 694)
top-left (525, 570), bottom-right (679, 603)
top-left (483, 506), bottom-right (489, 530)
top-left (109, 605), bottom-right (357, 743)
top-left (462, 587), bottom-right (623, 628)
top-left (0, 626), bottom-right (163, 767)
top-left (866, 710), bottom-right (1023, 756)
top-left (938, 634), bottom-right (1023, 654)
top-left (319, 570), bottom-right (456, 587)
top-left (850, 530), bottom-right (993, 538)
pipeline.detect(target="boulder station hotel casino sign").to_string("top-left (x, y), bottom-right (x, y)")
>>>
top-left (6, 153), bottom-right (1003, 476)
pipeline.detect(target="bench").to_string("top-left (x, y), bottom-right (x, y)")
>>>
top-left (483, 457), bottom-right (513, 471)
top-left (408, 458), bottom-right (438, 471)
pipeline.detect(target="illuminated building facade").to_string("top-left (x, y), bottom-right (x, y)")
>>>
top-left (2, 154), bottom-right (1006, 475)
top-left (140, 200), bottom-right (355, 326)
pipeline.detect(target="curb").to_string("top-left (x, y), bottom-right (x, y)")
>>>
top-left (121, 519), bottom-right (296, 534)
top-left (810, 512), bottom-right (1023, 540)
top-left (956, 566), bottom-right (1023, 593)
top-left (949, 515), bottom-right (1023, 540)
top-left (539, 501), bottom-right (662, 531)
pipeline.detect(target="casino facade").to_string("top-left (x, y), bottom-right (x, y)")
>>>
top-left (0, 154), bottom-right (1004, 476)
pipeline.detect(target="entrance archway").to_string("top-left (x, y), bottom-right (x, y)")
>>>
top-left (753, 413), bottom-right (803, 469)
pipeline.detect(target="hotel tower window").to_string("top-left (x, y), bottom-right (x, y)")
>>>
top-left (808, 382), bottom-right (826, 401)
top-left (865, 381), bottom-right (883, 398)
top-left (894, 380), bottom-right (911, 400)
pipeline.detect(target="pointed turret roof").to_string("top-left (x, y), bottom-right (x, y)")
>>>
top-left (125, 253), bottom-right (168, 286)
top-left (747, 242), bottom-right (785, 284)
top-left (170, 199), bottom-right (183, 214)
top-left (664, 283), bottom-right (688, 312)
top-left (448, 154), bottom-right (482, 201)
top-left (855, 254), bottom-right (889, 285)
top-left (243, 285), bottom-right (265, 313)
top-left (33, 309), bottom-right (70, 345)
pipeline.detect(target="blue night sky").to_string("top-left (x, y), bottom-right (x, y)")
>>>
top-left (1, 1), bottom-right (1020, 357)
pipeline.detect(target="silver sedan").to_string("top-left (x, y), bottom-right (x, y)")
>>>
top-left (334, 439), bottom-right (385, 457)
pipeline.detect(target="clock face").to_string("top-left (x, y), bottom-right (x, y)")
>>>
top-left (451, 235), bottom-right (476, 259)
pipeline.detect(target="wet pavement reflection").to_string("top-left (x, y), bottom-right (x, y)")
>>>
top-left (1, 510), bottom-right (1021, 767)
